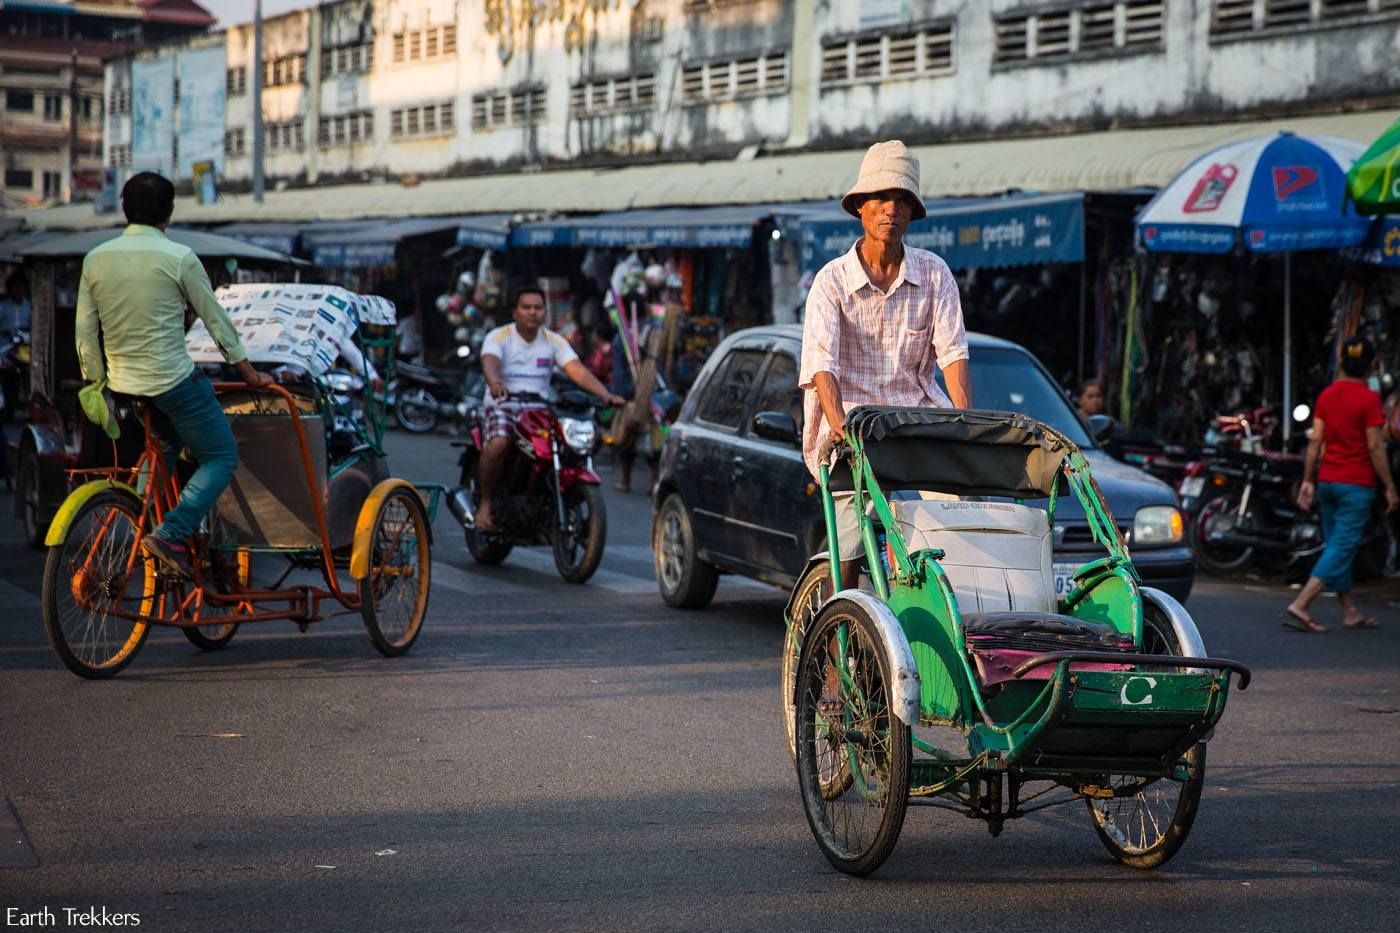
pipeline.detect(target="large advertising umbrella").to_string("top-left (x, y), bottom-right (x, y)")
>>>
top-left (1135, 132), bottom-right (1370, 441)
top-left (1345, 117), bottom-right (1400, 216)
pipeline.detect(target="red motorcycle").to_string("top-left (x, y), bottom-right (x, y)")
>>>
top-left (447, 391), bottom-right (607, 583)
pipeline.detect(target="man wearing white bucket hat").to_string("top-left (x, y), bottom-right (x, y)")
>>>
top-left (799, 140), bottom-right (972, 589)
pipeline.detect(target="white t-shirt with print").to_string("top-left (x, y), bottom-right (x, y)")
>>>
top-left (479, 324), bottom-right (579, 407)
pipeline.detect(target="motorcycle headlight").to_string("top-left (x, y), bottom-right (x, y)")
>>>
top-left (1134, 505), bottom-right (1184, 546)
top-left (562, 417), bottom-right (596, 454)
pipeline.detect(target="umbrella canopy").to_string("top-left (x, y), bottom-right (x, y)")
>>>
top-left (1136, 132), bottom-right (1370, 253)
top-left (1345, 117), bottom-right (1400, 216)
top-left (18, 226), bottom-right (301, 264)
top-left (187, 283), bottom-right (396, 377)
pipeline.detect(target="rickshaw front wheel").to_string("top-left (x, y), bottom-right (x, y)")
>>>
top-left (795, 599), bottom-right (911, 877)
top-left (358, 486), bottom-right (431, 657)
top-left (41, 488), bottom-right (154, 679)
top-left (1085, 602), bottom-right (1207, 869)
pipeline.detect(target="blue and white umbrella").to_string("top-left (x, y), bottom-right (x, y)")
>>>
top-left (1135, 131), bottom-right (1371, 440)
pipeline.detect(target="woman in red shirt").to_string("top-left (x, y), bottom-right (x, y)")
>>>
top-left (1285, 337), bottom-right (1399, 632)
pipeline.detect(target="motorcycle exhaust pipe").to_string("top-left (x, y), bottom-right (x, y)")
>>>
top-left (446, 485), bottom-right (475, 529)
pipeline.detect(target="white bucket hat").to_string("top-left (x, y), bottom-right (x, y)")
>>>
top-left (841, 140), bottom-right (927, 220)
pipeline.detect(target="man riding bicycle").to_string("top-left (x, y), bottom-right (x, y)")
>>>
top-left (475, 286), bottom-right (623, 532)
top-left (75, 172), bottom-right (272, 578)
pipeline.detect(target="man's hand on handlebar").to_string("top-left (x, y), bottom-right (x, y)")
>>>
top-left (488, 379), bottom-right (509, 400)
top-left (235, 360), bottom-right (274, 389)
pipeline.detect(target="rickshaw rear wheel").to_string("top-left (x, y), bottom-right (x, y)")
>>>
top-left (41, 488), bottom-right (154, 679)
top-left (782, 560), bottom-right (833, 763)
top-left (795, 599), bottom-right (910, 877)
top-left (359, 486), bottom-right (431, 657)
top-left (1085, 602), bottom-right (1207, 869)
top-left (553, 484), bottom-right (606, 583)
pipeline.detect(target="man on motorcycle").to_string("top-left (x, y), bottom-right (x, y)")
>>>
top-left (476, 287), bottom-right (624, 532)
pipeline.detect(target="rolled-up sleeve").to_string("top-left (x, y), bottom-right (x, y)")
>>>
top-left (74, 261), bottom-right (105, 382)
top-left (180, 253), bottom-right (247, 365)
top-left (931, 260), bottom-right (969, 370)
top-left (799, 269), bottom-right (842, 390)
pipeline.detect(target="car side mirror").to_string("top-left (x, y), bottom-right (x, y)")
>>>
top-left (1087, 414), bottom-right (1116, 443)
top-left (752, 410), bottom-right (799, 446)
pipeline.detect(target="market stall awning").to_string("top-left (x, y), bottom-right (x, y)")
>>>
top-left (510, 204), bottom-right (785, 249)
top-left (783, 193), bottom-right (1086, 273)
top-left (18, 226), bottom-right (300, 264)
top-left (305, 216), bottom-right (474, 268)
top-left (455, 214), bottom-right (514, 251)
top-left (212, 222), bottom-right (304, 256)
top-left (15, 109), bottom-right (1400, 232)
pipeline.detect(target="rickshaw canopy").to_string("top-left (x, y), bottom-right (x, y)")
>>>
top-left (187, 283), bottom-right (396, 377)
top-left (833, 406), bottom-right (1073, 498)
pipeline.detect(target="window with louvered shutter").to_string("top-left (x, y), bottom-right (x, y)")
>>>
top-left (853, 36), bottom-right (882, 78)
top-left (1319, 0), bottom-right (1370, 15)
top-left (763, 52), bottom-right (787, 88)
top-left (636, 73), bottom-right (656, 107)
top-left (1212, 0), bottom-right (1257, 33)
top-left (1263, 0), bottom-right (1311, 26)
top-left (682, 65), bottom-right (706, 101)
top-left (1035, 11), bottom-right (1072, 56)
top-left (443, 24), bottom-right (457, 55)
top-left (471, 96), bottom-right (487, 127)
top-left (995, 17), bottom-right (1030, 62)
top-left (425, 29), bottom-right (439, 58)
top-left (1079, 5), bottom-right (1117, 50)
top-left (820, 42), bottom-right (849, 84)
top-left (1123, 0), bottom-right (1164, 46)
top-left (924, 28), bottom-right (953, 71)
top-left (735, 58), bottom-right (759, 94)
top-left (490, 94), bottom-right (507, 124)
top-left (570, 82), bottom-right (588, 111)
top-left (887, 33), bottom-right (918, 76)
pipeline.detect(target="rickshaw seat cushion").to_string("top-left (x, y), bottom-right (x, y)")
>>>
top-left (891, 497), bottom-right (1054, 614)
top-left (964, 612), bottom-right (1135, 687)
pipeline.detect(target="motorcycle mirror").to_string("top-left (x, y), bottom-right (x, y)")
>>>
top-left (456, 345), bottom-right (472, 360)
top-left (1292, 404), bottom-right (1311, 423)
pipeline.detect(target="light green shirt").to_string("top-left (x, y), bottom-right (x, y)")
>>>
top-left (75, 224), bottom-right (247, 396)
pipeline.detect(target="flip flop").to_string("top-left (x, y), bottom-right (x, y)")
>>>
top-left (613, 483), bottom-right (631, 493)
top-left (1344, 616), bottom-right (1380, 630)
top-left (1281, 609), bottom-right (1327, 634)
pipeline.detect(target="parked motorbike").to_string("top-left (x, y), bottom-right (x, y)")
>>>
top-left (0, 329), bottom-right (30, 421)
top-left (390, 342), bottom-right (484, 434)
top-left (1179, 407), bottom-right (1391, 580)
top-left (446, 390), bottom-right (608, 583)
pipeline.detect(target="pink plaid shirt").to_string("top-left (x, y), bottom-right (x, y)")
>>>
top-left (799, 241), bottom-right (969, 479)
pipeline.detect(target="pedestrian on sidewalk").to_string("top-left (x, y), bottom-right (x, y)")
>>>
top-left (1284, 336), bottom-right (1399, 633)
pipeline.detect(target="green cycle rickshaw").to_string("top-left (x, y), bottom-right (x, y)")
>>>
top-left (783, 407), bottom-right (1250, 876)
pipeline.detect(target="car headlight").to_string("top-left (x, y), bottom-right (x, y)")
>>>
top-left (562, 417), bottom-right (596, 454)
top-left (1134, 505), bottom-right (1184, 545)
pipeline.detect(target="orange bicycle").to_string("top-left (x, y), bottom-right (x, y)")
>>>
top-left (41, 382), bottom-right (436, 678)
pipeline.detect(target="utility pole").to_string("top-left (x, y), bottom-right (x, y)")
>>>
top-left (252, 0), bottom-right (264, 202)
top-left (67, 48), bottom-right (79, 203)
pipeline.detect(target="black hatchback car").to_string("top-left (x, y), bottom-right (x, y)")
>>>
top-left (650, 325), bottom-right (1193, 608)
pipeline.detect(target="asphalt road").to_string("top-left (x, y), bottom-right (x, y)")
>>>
top-left (2, 429), bottom-right (1399, 931)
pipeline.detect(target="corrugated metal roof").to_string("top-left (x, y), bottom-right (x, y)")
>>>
top-left (16, 109), bottom-right (1400, 232)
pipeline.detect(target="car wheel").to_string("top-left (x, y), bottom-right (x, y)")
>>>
top-left (653, 493), bottom-right (718, 609)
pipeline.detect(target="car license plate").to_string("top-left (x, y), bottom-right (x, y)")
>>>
top-left (1180, 476), bottom-right (1204, 499)
top-left (1053, 561), bottom-right (1079, 597)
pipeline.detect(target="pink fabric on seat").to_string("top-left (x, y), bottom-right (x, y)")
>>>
top-left (967, 637), bottom-right (1132, 687)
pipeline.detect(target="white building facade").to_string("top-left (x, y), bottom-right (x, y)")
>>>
top-left (100, 0), bottom-right (1400, 192)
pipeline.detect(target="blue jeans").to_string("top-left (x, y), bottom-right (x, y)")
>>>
top-left (1310, 481), bottom-right (1375, 593)
top-left (147, 370), bottom-right (238, 543)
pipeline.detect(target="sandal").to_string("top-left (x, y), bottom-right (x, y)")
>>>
top-left (1343, 616), bottom-right (1379, 630)
top-left (1281, 608), bottom-right (1327, 634)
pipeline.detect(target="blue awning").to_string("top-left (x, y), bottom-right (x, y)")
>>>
top-left (305, 217), bottom-right (474, 268)
top-left (454, 214), bottom-right (513, 251)
top-left (511, 204), bottom-right (783, 249)
top-left (212, 222), bottom-right (302, 256)
top-left (782, 192), bottom-right (1086, 274)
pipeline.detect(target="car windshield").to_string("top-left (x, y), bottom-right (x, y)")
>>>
top-left (938, 346), bottom-right (1094, 448)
